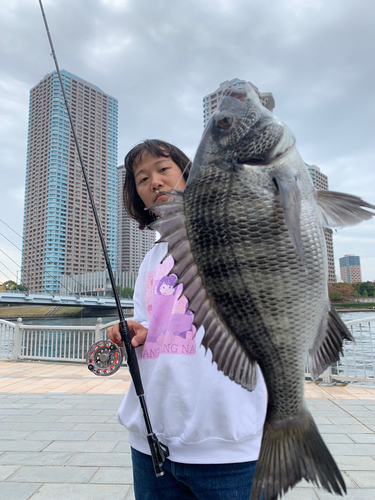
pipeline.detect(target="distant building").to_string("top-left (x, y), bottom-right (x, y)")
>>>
top-left (340, 255), bottom-right (362, 283)
top-left (60, 270), bottom-right (137, 296)
top-left (22, 70), bottom-right (118, 294)
top-left (117, 165), bottom-right (156, 274)
top-left (203, 78), bottom-right (275, 126)
top-left (307, 164), bottom-right (336, 284)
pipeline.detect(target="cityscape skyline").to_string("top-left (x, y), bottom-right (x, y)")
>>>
top-left (1, 1), bottom-right (374, 286)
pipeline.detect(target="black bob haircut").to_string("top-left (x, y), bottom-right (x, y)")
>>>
top-left (123, 139), bottom-right (191, 230)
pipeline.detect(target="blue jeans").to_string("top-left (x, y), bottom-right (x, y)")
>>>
top-left (131, 447), bottom-right (258, 500)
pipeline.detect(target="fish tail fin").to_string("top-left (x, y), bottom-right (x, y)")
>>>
top-left (250, 408), bottom-right (346, 500)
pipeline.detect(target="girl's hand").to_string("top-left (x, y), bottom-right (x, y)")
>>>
top-left (107, 320), bottom-right (148, 348)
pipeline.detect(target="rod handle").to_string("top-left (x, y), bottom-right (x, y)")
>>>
top-left (119, 320), bottom-right (144, 396)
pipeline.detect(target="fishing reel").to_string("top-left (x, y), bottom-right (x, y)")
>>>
top-left (86, 340), bottom-right (123, 376)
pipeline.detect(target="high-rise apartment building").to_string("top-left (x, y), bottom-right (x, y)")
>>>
top-left (203, 78), bottom-right (275, 126)
top-left (307, 164), bottom-right (336, 284)
top-left (340, 255), bottom-right (362, 283)
top-left (22, 70), bottom-right (118, 293)
top-left (117, 165), bottom-right (155, 275)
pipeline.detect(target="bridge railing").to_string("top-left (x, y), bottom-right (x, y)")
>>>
top-left (0, 318), bottom-right (118, 362)
top-left (0, 319), bottom-right (16, 358)
top-left (303, 317), bottom-right (375, 384)
top-left (1, 317), bottom-right (375, 385)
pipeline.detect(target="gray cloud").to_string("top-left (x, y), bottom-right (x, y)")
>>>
top-left (0, 0), bottom-right (374, 284)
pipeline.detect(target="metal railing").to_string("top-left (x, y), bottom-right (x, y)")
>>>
top-left (328, 317), bottom-right (375, 384)
top-left (1, 317), bottom-right (375, 385)
top-left (0, 319), bottom-right (16, 358)
top-left (0, 318), bottom-right (117, 362)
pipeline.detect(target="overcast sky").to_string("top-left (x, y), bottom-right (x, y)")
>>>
top-left (0, 0), bottom-right (374, 287)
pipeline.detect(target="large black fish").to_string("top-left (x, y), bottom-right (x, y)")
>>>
top-left (150, 83), bottom-right (375, 500)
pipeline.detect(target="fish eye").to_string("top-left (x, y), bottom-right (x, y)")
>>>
top-left (217, 115), bottom-right (233, 129)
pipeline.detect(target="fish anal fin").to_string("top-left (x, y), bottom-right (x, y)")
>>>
top-left (308, 305), bottom-right (354, 380)
top-left (251, 408), bottom-right (346, 500)
top-left (317, 190), bottom-right (375, 228)
top-left (273, 175), bottom-right (305, 265)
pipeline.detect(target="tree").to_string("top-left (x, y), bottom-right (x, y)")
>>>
top-left (2, 280), bottom-right (17, 290)
top-left (363, 290), bottom-right (368, 298)
top-left (329, 288), bottom-right (342, 302)
top-left (1, 281), bottom-right (28, 292)
top-left (330, 282), bottom-right (356, 301)
top-left (111, 286), bottom-right (134, 299)
top-left (359, 281), bottom-right (375, 297)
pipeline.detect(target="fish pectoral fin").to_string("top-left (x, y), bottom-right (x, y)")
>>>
top-left (308, 305), bottom-right (354, 380)
top-left (273, 175), bottom-right (305, 264)
top-left (149, 190), bottom-right (258, 391)
top-left (316, 190), bottom-right (375, 228)
top-left (202, 318), bottom-right (258, 391)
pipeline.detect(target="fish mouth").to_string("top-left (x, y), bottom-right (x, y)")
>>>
top-left (222, 83), bottom-right (296, 165)
top-left (221, 86), bottom-right (248, 102)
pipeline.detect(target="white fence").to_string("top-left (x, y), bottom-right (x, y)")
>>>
top-left (0, 320), bottom-right (16, 358)
top-left (1, 317), bottom-right (375, 384)
top-left (328, 317), bottom-right (375, 384)
top-left (0, 318), bottom-right (117, 362)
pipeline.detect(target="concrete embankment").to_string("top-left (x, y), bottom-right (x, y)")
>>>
top-left (0, 305), bottom-right (84, 320)
top-left (0, 305), bottom-right (131, 320)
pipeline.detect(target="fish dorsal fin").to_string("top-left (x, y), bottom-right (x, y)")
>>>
top-left (273, 175), bottom-right (305, 264)
top-left (149, 190), bottom-right (258, 391)
top-left (316, 190), bottom-right (375, 228)
top-left (308, 305), bottom-right (354, 380)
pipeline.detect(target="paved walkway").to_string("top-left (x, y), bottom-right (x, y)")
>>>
top-left (0, 360), bottom-right (375, 499)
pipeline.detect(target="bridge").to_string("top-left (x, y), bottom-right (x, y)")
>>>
top-left (0, 291), bottom-right (133, 308)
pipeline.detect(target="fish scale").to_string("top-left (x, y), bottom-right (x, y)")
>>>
top-left (184, 164), bottom-right (324, 419)
top-left (150, 82), bottom-right (375, 500)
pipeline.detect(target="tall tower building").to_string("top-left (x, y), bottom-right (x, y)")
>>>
top-left (117, 165), bottom-right (155, 275)
top-left (22, 70), bottom-right (118, 294)
top-left (340, 255), bottom-right (362, 283)
top-left (307, 164), bottom-right (336, 284)
top-left (203, 78), bottom-right (275, 126)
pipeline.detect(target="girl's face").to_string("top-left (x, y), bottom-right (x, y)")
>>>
top-left (159, 283), bottom-right (175, 296)
top-left (133, 152), bottom-right (186, 214)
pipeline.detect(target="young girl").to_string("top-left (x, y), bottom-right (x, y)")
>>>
top-left (107, 139), bottom-right (267, 500)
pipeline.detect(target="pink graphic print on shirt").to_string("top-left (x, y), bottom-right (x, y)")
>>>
top-left (141, 256), bottom-right (196, 359)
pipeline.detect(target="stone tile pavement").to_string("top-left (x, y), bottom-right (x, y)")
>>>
top-left (0, 360), bottom-right (375, 499)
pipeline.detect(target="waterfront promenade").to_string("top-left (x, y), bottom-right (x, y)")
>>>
top-left (0, 360), bottom-right (375, 499)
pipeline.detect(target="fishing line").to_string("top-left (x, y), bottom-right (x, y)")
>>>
top-left (37, 0), bottom-right (169, 476)
top-left (172, 160), bottom-right (191, 191)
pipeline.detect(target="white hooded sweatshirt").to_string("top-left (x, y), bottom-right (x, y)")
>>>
top-left (117, 243), bottom-right (267, 464)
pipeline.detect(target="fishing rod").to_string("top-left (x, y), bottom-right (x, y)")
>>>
top-left (37, 0), bottom-right (169, 476)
